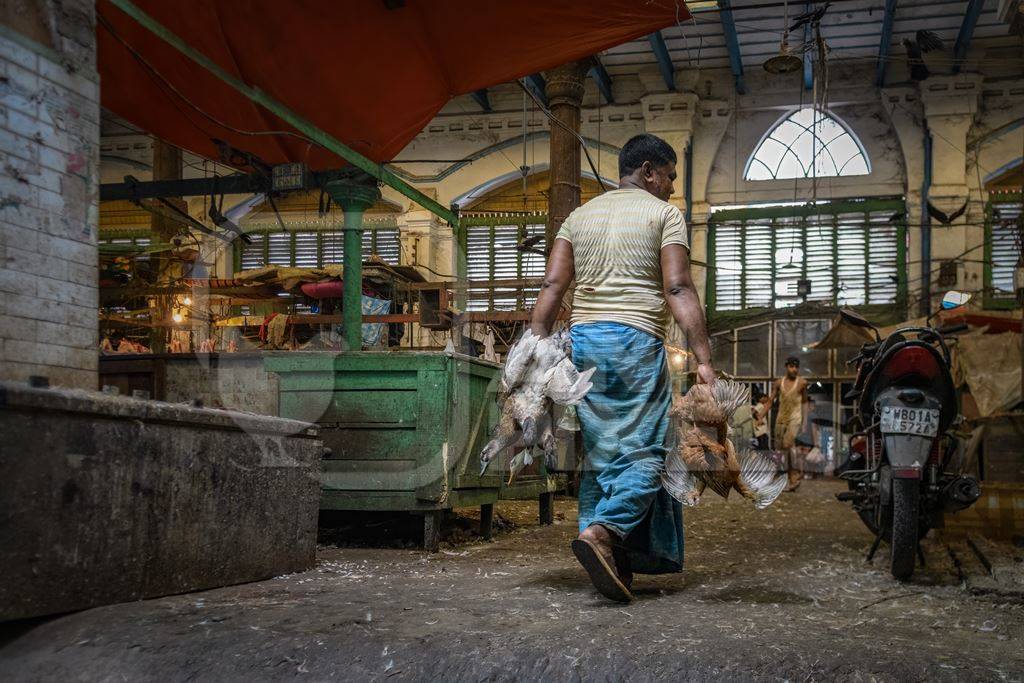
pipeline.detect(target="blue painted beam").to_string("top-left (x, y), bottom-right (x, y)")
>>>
top-left (717, 1), bottom-right (746, 95)
top-left (952, 0), bottom-right (985, 74)
top-left (803, 2), bottom-right (814, 90)
top-left (525, 73), bottom-right (548, 107)
top-left (874, 0), bottom-right (898, 87)
top-left (647, 31), bottom-right (675, 91)
top-left (589, 58), bottom-right (614, 104)
top-left (470, 89), bottom-right (491, 112)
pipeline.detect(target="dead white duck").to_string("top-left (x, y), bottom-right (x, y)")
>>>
top-left (479, 329), bottom-right (595, 481)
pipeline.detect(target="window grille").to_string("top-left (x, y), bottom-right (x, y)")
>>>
top-left (707, 199), bottom-right (906, 314)
top-left (460, 214), bottom-right (548, 311)
top-left (234, 223), bottom-right (400, 271)
top-left (984, 195), bottom-right (1022, 309)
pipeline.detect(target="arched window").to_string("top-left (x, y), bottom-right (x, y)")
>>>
top-left (745, 107), bottom-right (870, 181)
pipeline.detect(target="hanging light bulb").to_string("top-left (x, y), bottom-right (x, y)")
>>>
top-left (763, 31), bottom-right (803, 74)
top-left (763, 1), bottom-right (803, 74)
top-left (172, 312), bottom-right (184, 324)
top-left (182, 295), bottom-right (192, 306)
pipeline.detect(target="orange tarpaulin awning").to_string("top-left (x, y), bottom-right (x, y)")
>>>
top-left (97, 1), bottom-right (687, 171)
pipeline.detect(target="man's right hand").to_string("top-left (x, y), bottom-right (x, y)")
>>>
top-left (696, 362), bottom-right (717, 385)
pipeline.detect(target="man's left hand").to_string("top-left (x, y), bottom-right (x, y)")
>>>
top-left (696, 362), bottom-right (717, 385)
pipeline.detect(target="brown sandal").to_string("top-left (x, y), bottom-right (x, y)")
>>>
top-left (571, 539), bottom-right (634, 603)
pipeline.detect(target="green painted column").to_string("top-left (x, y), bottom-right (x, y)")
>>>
top-left (324, 180), bottom-right (381, 351)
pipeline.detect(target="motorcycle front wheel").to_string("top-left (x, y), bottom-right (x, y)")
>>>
top-left (890, 477), bottom-right (920, 581)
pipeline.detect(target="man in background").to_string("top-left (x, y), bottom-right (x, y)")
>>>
top-left (769, 356), bottom-right (809, 491)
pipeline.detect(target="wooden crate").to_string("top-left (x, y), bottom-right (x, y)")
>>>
top-left (943, 482), bottom-right (1024, 541)
top-left (266, 351), bottom-right (505, 547)
top-left (980, 415), bottom-right (1024, 482)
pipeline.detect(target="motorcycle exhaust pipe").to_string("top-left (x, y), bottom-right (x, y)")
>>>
top-left (942, 475), bottom-right (981, 512)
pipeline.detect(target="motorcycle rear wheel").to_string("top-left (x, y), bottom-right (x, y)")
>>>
top-left (890, 478), bottom-right (919, 581)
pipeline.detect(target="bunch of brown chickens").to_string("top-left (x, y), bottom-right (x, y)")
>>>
top-left (663, 380), bottom-right (787, 509)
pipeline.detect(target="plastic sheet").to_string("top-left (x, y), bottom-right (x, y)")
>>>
top-left (957, 332), bottom-right (1022, 417)
top-left (97, 0), bottom-right (685, 170)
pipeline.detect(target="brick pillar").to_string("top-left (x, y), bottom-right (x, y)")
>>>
top-left (544, 61), bottom-right (588, 253)
top-left (0, 3), bottom-right (100, 389)
top-left (147, 139), bottom-right (184, 352)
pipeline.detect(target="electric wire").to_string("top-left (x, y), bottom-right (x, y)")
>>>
top-left (515, 79), bottom-right (615, 192)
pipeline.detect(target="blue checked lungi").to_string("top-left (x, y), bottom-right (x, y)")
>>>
top-left (572, 322), bottom-right (684, 574)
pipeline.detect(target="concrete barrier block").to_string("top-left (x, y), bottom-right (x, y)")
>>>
top-left (0, 382), bottom-right (323, 621)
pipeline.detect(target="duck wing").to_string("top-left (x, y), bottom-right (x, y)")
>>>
top-left (503, 330), bottom-right (539, 389)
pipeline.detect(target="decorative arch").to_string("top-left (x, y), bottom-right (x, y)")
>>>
top-left (452, 165), bottom-right (616, 213)
top-left (744, 107), bottom-right (870, 181)
top-left (983, 157), bottom-right (1022, 191)
top-left (420, 133), bottom-right (620, 210)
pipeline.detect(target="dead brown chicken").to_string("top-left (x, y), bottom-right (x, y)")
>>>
top-left (663, 380), bottom-right (787, 509)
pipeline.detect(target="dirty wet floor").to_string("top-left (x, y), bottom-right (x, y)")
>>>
top-left (2, 480), bottom-right (1023, 681)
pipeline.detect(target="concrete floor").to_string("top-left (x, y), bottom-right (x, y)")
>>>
top-left (2, 480), bottom-right (1023, 682)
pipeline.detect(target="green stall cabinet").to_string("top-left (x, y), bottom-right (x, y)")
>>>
top-left (265, 351), bottom-right (505, 549)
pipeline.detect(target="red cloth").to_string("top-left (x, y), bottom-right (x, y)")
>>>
top-left (97, 1), bottom-right (685, 170)
top-left (258, 312), bottom-right (278, 343)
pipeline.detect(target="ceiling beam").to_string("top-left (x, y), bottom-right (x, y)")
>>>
top-left (470, 89), bottom-right (491, 112)
top-left (100, 169), bottom-right (360, 201)
top-left (874, 0), bottom-right (898, 87)
top-left (717, 0), bottom-right (747, 95)
top-left (589, 58), bottom-right (614, 104)
top-left (524, 73), bottom-right (548, 107)
top-left (952, 0), bottom-right (985, 74)
top-left (647, 31), bottom-right (676, 91)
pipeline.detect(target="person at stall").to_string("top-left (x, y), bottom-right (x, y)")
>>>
top-left (803, 385), bottom-right (833, 476)
top-left (792, 434), bottom-right (814, 481)
top-left (768, 356), bottom-right (809, 491)
top-left (752, 390), bottom-right (772, 452)
top-left (731, 396), bottom-right (756, 450)
top-left (530, 133), bottom-right (715, 603)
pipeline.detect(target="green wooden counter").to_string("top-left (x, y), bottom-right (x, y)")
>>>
top-left (265, 351), bottom-right (505, 548)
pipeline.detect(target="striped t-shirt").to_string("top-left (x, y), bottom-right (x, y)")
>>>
top-left (554, 188), bottom-right (688, 340)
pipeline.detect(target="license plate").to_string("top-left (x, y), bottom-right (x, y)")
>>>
top-left (880, 406), bottom-right (939, 437)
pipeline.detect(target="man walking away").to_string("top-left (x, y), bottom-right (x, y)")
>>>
top-left (530, 133), bottom-right (715, 602)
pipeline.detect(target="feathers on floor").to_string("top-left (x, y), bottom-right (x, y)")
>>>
top-left (663, 379), bottom-right (787, 510)
top-left (479, 329), bottom-right (595, 479)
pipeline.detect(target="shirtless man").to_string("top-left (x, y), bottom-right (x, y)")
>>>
top-left (768, 356), bottom-right (809, 491)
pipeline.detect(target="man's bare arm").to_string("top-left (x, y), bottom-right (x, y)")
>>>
top-left (661, 243), bottom-right (715, 384)
top-left (768, 379), bottom-right (780, 406)
top-left (530, 239), bottom-right (575, 337)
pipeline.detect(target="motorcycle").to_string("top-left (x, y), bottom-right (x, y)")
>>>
top-left (835, 291), bottom-right (981, 581)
